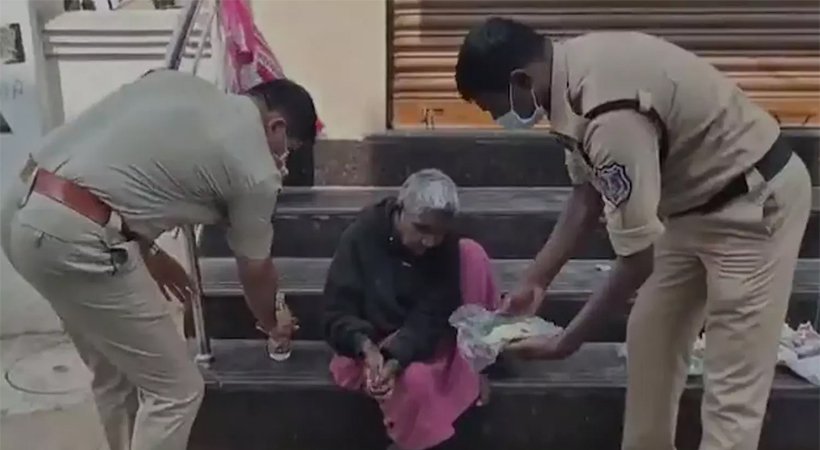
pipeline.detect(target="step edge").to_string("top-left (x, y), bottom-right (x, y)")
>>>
top-left (196, 340), bottom-right (820, 394)
top-left (199, 257), bottom-right (820, 297)
top-left (365, 127), bottom-right (820, 140)
top-left (229, 187), bottom-right (820, 215)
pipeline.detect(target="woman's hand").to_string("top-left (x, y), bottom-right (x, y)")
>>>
top-left (369, 359), bottom-right (400, 401)
top-left (361, 340), bottom-right (385, 390)
top-left (505, 331), bottom-right (579, 360)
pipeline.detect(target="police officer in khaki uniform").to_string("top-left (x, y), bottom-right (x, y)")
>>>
top-left (455, 18), bottom-right (812, 450)
top-left (0, 70), bottom-right (317, 450)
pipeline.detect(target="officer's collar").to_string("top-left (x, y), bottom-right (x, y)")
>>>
top-left (548, 39), bottom-right (569, 126)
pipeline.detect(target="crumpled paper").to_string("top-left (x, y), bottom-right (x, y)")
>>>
top-left (618, 322), bottom-right (820, 386)
top-left (449, 304), bottom-right (562, 372)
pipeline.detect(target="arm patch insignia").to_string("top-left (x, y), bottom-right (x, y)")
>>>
top-left (594, 163), bottom-right (632, 207)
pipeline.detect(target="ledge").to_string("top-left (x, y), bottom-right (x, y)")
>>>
top-left (43, 10), bottom-right (212, 58)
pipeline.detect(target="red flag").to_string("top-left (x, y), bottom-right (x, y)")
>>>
top-left (219, 0), bottom-right (323, 133)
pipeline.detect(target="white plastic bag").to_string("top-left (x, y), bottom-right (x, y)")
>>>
top-left (619, 322), bottom-right (820, 385)
top-left (449, 304), bottom-right (562, 372)
top-left (779, 322), bottom-right (820, 386)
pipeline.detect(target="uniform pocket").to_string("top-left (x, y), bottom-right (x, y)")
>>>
top-left (107, 240), bottom-right (141, 275)
top-left (8, 221), bottom-right (104, 276)
top-left (703, 194), bottom-right (770, 238)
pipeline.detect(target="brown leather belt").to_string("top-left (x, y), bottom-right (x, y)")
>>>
top-left (32, 169), bottom-right (112, 226)
top-left (30, 168), bottom-right (138, 241)
top-left (670, 136), bottom-right (793, 218)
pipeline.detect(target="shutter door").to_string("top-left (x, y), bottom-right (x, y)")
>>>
top-left (390, 0), bottom-right (820, 129)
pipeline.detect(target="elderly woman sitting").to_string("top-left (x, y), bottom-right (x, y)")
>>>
top-left (322, 169), bottom-right (498, 450)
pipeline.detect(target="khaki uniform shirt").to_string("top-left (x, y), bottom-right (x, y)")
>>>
top-left (549, 32), bottom-right (779, 257)
top-left (31, 70), bottom-right (281, 260)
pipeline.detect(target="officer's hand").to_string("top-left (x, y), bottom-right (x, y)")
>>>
top-left (256, 320), bottom-right (297, 357)
top-left (141, 244), bottom-right (194, 304)
top-left (476, 374), bottom-right (491, 407)
top-left (504, 331), bottom-right (578, 360)
top-left (499, 282), bottom-right (546, 316)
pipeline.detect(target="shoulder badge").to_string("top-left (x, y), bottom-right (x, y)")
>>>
top-left (594, 163), bottom-right (632, 207)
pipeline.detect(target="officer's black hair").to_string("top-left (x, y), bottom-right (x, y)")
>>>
top-left (455, 17), bottom-right (549, 101)
top-left (245, 78), bottom-right (319, 147)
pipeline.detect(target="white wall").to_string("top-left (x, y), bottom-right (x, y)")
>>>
top-left (251, 0), bottom-right (387, 139)
top-left (1, 0), bottom-right (68, 336)
top-left (45, 10), bottom-right (218, 119)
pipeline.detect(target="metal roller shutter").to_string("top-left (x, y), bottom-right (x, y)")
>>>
top-left (390, 0), bottom-right (820, 129)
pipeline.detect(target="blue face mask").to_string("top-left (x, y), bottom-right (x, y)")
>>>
top-left (495, 85), bottom-right (545, 130)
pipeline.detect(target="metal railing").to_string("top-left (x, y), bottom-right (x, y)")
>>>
top-left (164, 0), bottom-right (215, 365)
top-left (70, 0), bottom-right (182, 11)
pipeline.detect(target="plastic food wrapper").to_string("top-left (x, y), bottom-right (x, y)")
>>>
top-left (219, 0), bottom-right (324, 133)
top-left (618, 322), bottom-right (820, 385)
top-left (778, 322), bottom-right (820, 386)
top-left (449, 304), bottom-right (562, 372)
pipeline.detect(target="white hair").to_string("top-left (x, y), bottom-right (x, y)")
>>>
top-left (397, 168), bottom-right (460, 217)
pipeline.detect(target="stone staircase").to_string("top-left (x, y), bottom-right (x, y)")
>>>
top-left (187, 130), bottom-right (820, 450)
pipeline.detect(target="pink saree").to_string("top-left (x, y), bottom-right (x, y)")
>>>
top-left (330, 238), bottom-right (499, 450)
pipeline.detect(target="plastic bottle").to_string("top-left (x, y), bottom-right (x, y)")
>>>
top-left (265, 291), bottom-right (294, 361)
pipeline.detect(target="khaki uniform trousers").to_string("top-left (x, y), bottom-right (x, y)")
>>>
top-left (621, 154), bottom-right (812, 450)
top-left (0, 185), bottom-right (204, 450)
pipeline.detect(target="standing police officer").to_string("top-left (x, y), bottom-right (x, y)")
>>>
top-left (455, 18), bottom-right (811, 450)
top-left (0, 71), bottom-right (317, 450)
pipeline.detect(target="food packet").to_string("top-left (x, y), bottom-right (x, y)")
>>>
top-left (449, 304), bottom-right (562, 372)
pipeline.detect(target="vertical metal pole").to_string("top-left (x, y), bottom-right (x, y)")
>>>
top-left (184, 225), bottom-right (212, 363)
top-left (163, 0), bottom-right (201, 70)
top-left (191, 6), bottom-right (215, 76)
top-left (164, 0), bottom-right (214, 364)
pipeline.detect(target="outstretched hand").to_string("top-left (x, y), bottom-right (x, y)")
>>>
top-left (499, 282), bottom-right (545, 316)
top-left (504, 331), bottom-right (579, 361)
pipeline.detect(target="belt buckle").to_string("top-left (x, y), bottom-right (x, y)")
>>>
top-left (18, 156), bottom-right (38, 208)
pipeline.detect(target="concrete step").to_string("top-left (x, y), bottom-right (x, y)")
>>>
top-left (285, 129), bottom-right (820, 187)
top-left (188, 340), bottom-right (820, 450)
top-left (191, 258), bottom-right (820, 342)
top-left (197, 187), bottom-right (820, 259)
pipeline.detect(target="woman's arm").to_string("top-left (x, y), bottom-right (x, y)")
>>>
top-left (381, 240), bottom-right (461, 368)
top-left (322, 227), bottom-right (377, 358)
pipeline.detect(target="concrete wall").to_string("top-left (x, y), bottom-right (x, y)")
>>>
top-left (1, 0), bottom-right (70, 336)
top-left (251, 0), bottom-right (387, 139)
top-left (44, 10), bottom-right (218, 119)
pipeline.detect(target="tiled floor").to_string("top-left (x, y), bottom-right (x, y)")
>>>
top-left (1, 333), bottom-right (106, 450)
top-left (1, 300), bottom-right (187, 450)
top-left (0, 222), bottom-right (194, 449)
